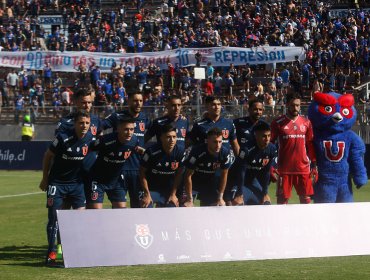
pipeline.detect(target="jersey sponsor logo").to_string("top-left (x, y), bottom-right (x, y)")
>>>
top-left (82, 146), bottom-right (89, 156)
top-left (323, 140), bottom-right (345, 162)
top-left (135, 224), bottom-right (153, 249)
top-left (90, 126), bottom-right (97, 135)
top-left (171, 162), bottom-right (179, 170)
top-left (180, 128), bottom-right (186, 137)
top-left (139, 122), bottom-right (145, 132)
top-left (222, 129), bottom-right (229, 139)
top-left (124, 151), bottom-right (132, 159)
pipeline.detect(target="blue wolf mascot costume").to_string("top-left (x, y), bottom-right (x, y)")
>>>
top-left (308, 92), bottom-right (367, 203)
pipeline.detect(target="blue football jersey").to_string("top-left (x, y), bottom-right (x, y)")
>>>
top-left (90, 132), bottom-right (139, 186)
top-left (145, 115), bottom-right (189, 149)
top-left (189, 117), bottom-right (236, 149)
top-left (184, 144), bottom-right (232, 187)
top-left (140, 143), bottom-right (185, 193)
top-left (233, 116), bottom-right (259, 149)
top-left (237, 141), bottom-right (277, 194)
top-left (48, 130), bottom-right (95, 185)
top-left (102, 110), bottom-right (151, 171)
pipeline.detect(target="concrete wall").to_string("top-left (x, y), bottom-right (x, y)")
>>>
top-left (0, 124), bottom-right (56, 141)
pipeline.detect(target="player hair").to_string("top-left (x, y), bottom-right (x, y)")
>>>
top-left (127, 92), bottom-right (143, 99)
top-left (253, 121), bottom-right (271, 132)
top-left (205, 95), bottom-right (221, 104)
top-left (160, 124), bottom-right (177, 135)
top-left (118, 116), bottom-right (136, 125)
top-left (73, 88), bottom-right (91, 100)
top-left (248, 98), bottom-right (263, 108)
top-left (286, 93), bottom-right (301, 104)
top-left (167, 94), bottom-right (182, 102)
top-left (207, 127), bottom-right (222, 138)
top-left (73, 111), bottom-right (90, 121)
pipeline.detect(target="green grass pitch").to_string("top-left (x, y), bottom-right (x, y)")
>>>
top-left (2, 170), bottom-right (370, 280)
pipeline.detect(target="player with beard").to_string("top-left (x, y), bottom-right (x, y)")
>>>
top-left (270, 94), bottom-right (317, 204)
top-left (225, 99), bottom-right (264, 205)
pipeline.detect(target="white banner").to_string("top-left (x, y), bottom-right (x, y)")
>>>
top-left (0, 47), bottom-right (305, 72)
top-left (58, 203), bottom-right (370, 268)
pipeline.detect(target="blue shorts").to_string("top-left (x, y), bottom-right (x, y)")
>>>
top-left (87, 180), bottom-right (127, 204)
top-left (122, 170), bottom-right (142, 208)
top-left (46, 182), bottom-right (85, 209)
top-left (146, 191), bottom-right (177, 208)
top-left (193, 186), bottom-right (219, 206)
top-left (242, 178), bottom-right (266, 205)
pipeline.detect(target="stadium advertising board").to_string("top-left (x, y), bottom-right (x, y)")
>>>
top-left (58, 203), bottom-right (370, 268)
top-left (0, 141), bottom-right (49, 170)
top-left (0, 47), bottom-right (305, 72)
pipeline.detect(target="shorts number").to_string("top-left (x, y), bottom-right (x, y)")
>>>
top-left (47, 185), bottom-right (56, 196)
top-left (91, 181), bottom-right (98, 191)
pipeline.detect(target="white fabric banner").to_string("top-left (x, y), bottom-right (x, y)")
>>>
top-left (58, 203), bottom-right (370, 268)
top-left (0, 46), bottom-right (305, 72)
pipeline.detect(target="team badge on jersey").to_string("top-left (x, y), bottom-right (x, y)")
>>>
top-left (213, 162), bottom-right (221, 169)
top-left (171, 162), bottom-right (179, 170)
top-left (82, 146), bottom-right (89, 156)
top-left (135, 224), bottom-right (153, 249)
top-left (90, 126), bottom-right (97, 135)
top-left (139, 123), bottom-right (145, 132)
top-left (300, 125), bottom-right (306, 133)
top-left (124, 151), bottom-right (132, 159)
top-left (262, 158), bottom-right (270, 166)
top-left (180, 128), bottom-right (186, 137)
top-left (91, 192), bottom-right (98, 201)
top-left (222, 129), bottom-right (229, 139)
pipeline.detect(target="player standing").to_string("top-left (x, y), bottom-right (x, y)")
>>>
top-left (102, 92), bottom-right (151, 208)
top-left (270, 94), bottom-right (317, 204)
top-left (226, 99), bottom-right (264, 205)
top-left (39, 112), bottom-right (94, 266)
top-left (144, 95), bottom-right (189, 150)
top-left (140, 124), bottom-right (185, 207)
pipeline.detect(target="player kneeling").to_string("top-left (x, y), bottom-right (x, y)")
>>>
top-left (183, 128), bottom-right (233, 207)
top-left (140, 124), bottom-right (185, 207)
top-left (237, 121), bottom-right (277, 205)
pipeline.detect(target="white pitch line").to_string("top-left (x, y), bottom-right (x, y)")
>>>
top-left (0, 192), bottom-right (44, 199)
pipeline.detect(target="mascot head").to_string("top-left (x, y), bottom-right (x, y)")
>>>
top-left (308, 92), bottom-right (357, 133)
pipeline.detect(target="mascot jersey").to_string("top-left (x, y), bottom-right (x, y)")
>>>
top-left (308, 92), bottom-right (367, 203)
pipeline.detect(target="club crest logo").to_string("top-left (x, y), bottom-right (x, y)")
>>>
top-left (135, 224), bottom-right (153, 249)
top-left (139, 123), bottom-right (145, 132)
top-left (300, 125), bottom-right (306, 133)
top-left (47, 198), bottom-right (53, 207)
top-left (91, 192), bottom-right (98, 201)
top-left (171, 162), bottom-right (179, 170)
top-left (90, 126), bottom-right (97, 135)
top-left (82, 146), bottom-right (88, 156)
top-left (213, 162), bottom-right (221, 170)
top-left (262, 158), bottom-right (270, 166)
top-left (124, 151), bottom-right (132, 159)
top-left (222, 129), bottom-right (229, 139)
top-left (180, 129), bottom-right (186, 137)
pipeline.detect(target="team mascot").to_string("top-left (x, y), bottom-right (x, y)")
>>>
top-left (308, 92), bottom-right (367, 203)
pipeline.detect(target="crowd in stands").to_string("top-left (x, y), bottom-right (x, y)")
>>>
top-left (0, 0), bottom-right (370, 123)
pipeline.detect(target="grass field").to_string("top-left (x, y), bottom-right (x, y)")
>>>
top-left (2, 170), bottom-right (370, 280)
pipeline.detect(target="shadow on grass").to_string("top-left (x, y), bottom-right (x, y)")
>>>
top-left (0, 245), bottom-right (61, 267)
